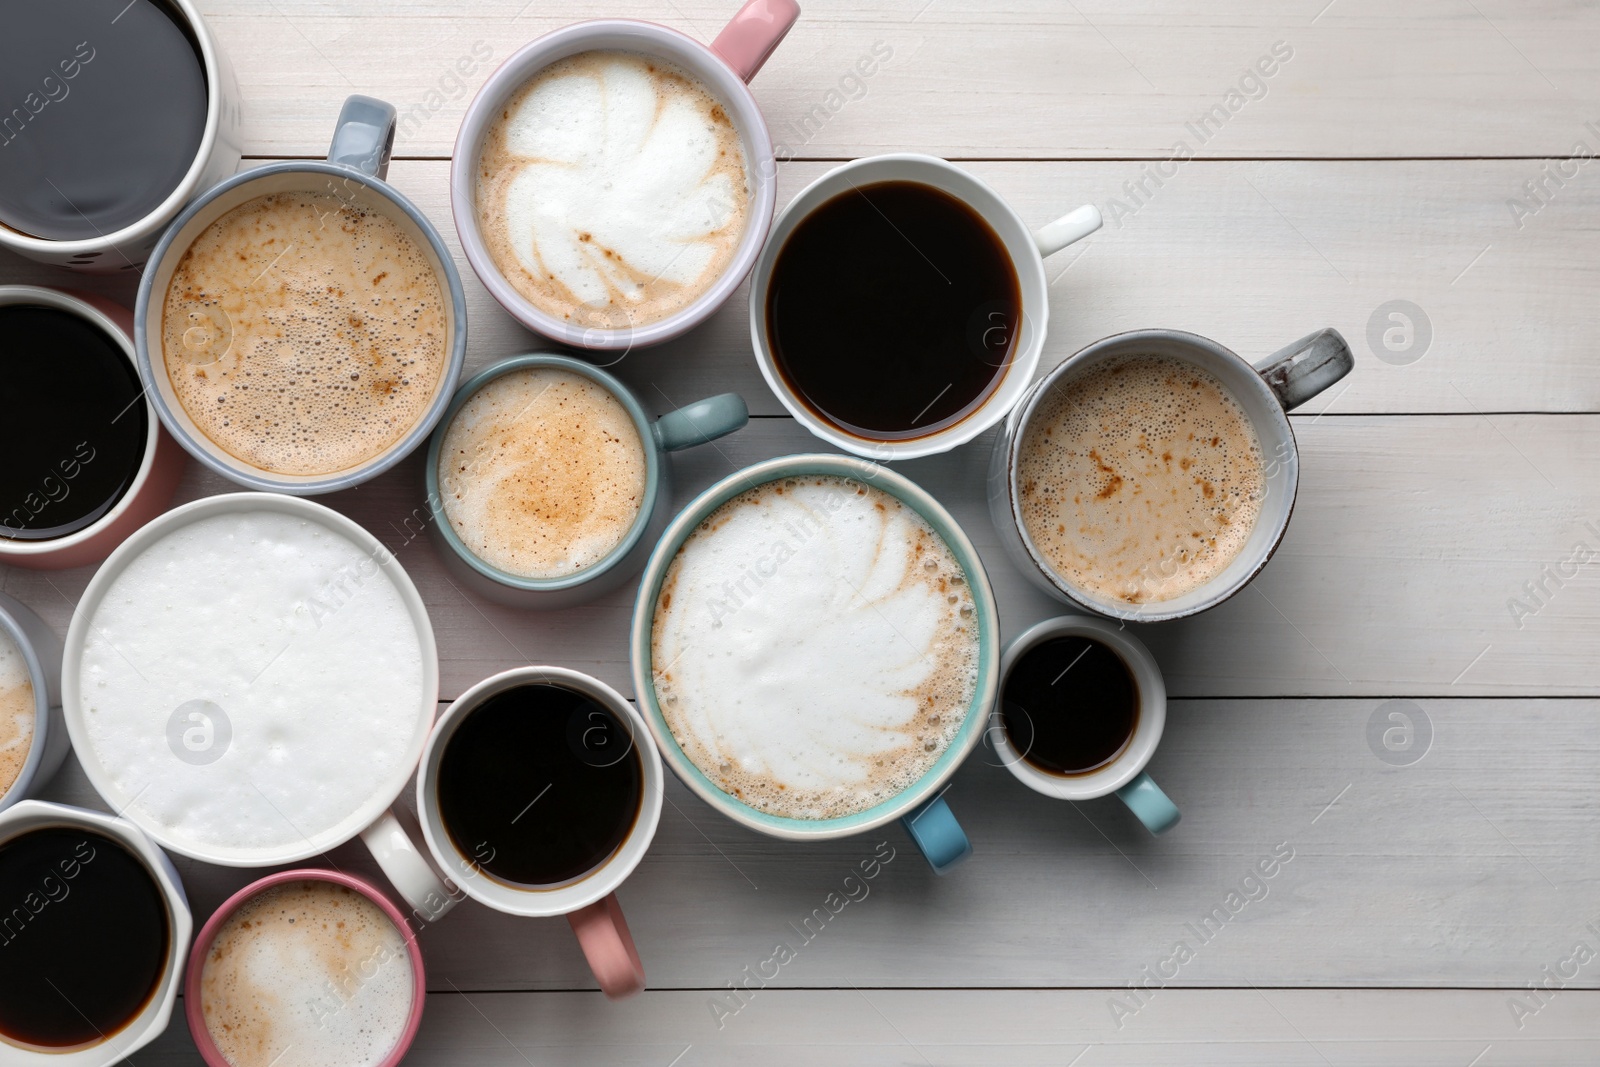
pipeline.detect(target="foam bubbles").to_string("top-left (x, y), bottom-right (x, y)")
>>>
top-left (0, 628), bottom-right (34, 798)
top-left (651, 476), bottom-right (979, 820)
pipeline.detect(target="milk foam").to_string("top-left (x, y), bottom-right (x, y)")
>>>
top-left (476, 50), bottom-right (750, 329)
top-left (161, 190), bottom-right (450, 477)
top-left (651, 476), bottom-right (979, 820)
top-left (200, 880), bottom-right (414, 1067)
top-left (1018, 353), bottom-right (1266, 605)
top-left (77, 510), bottom-right (427, 853)
top-left (438, 367), bottom-right (647, 578)
top-left (0, 628), bottom-right (35, 798)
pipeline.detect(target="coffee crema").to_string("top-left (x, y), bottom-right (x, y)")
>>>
top-left (438, 368), bottom-right (646, 579)
top-left (476, 50), bottom-right (750, 330)
top-left (651, 475), bottom-right (979, 820)
top-left (161, 190), bottom-right (449, 477)
top-left (199, 880), bottom-right (414, 1067)
top-left (0, 628), bottom-right (35, 798)
top-left (1018, 354), bottom-right (1265, 606)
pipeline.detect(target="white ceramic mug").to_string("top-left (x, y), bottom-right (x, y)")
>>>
top-left (0, 593), bottom-right (67, 815)
top-left (749, 153), bottom-right (1102, 460)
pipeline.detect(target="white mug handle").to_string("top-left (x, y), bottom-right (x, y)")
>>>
top-left (361, 806), bottom-right (459, 923)
top-left (1033, 204), bottom-right (1103, 257)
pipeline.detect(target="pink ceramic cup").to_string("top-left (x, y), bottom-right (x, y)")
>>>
top-left (451, 0), bottom-right (800, 351)
top-left (184, 870), bottom-right (427, 1067)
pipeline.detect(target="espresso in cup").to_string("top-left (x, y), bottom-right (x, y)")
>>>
top-left (474, 50), bottom-right (751, 331)
top-left (651, 474), bottom-right (979, 820)
top-left (0, 629), bottom-right (33, 799)
top-left (1001, 636), bottom-right (1138, 776)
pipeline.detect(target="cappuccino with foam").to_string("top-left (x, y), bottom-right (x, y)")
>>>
top-left (1017, 353), bottom-right (1266, 606)
top-left (437, 367), bottom-right (646, 578)
top-left (651, 476), bottom-right (979, 820)
top-left (0, 629), bottom-right (34, 798)
top-left (199, 880), bottom-right (414, 1067)
top-left (475, 50), bottom-right (751, 330)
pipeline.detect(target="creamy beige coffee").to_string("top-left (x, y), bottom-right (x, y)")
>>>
top-left (161, 190), bottom-right (450, 476)
top-left (437, 367), bottom-right (647, 578)
top-left (0, 628), bottom-right (34, 798)
top-left (476, 50), bottom-right (750, 330)
top-left (199, 880), bottom-right (414, 1067)
top-left (651, 475), bottom-right (979, 820)
top-left (1018, 354), bottom-right (1266, 605)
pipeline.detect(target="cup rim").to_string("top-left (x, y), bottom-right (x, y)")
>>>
top-left (60, 491), bottom-right (441, 867)
top-left (0, 286), bottom-right (164, 559)
top-left (0, 597), bottom-right (53, 814)
top-left (0, 0), bottom-right (229, 255)
top-left (415, 665), bottom-right (664, 918)
top-left (628, 452), bottom-right (1001, 840)
top-left (132, 160), bottom-right (469, 496)
top-left (423, 354), bottom-right (663, 593)
top-left (183, 868), bottom-right (427, 1067)
top-left (1001, 328), bottom-right (1300, 622)
top-left (747, 153), bottom-right (1049, 461)
top-left (449, 18), bottom-right (779, 350)
top-left (991, 614), bottom-right (1167, 799)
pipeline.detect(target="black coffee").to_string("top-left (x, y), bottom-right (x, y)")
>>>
top-left (437, 684), bottom-right (642, 887)
top-left (0, 305), bottom-right (148, 540)
top-left (0, 828), bottom-right (170, 1049)
top-left (0, 0), bottom-right (207, 243)
top-left (1001, 636), bottom-right (1138, 775)
top-left (766, 179), bottom-right (1021, 440)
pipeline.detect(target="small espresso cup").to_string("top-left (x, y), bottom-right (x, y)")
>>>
top-left (416, 667), bottom-right (664, 999)
top-left (750, 153), bottom-right (1102, 460)
top-left (991, 616), bottom-right (1178, 835)
top-left (0, 800), bottom-right (192, 1067)
top-left (135, 95), bottom-right (468, 495)
top-left (184, 870), bottom-right (426, 1067)
top-left (424, 354), bottom-right (748, 608)
top-left (0, 593), bottom-right (68, 815)
top-left (0, 287), bottom-right (185, 570)
top-left (988, 327), bottom-right (1355, 622)
top-left (451, 0), bottom-right (801, 350)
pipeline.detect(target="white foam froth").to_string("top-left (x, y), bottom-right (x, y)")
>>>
top-left (77, 511), bottom-right (427, 852)
top-left (651, 476), bottom-right (979, 820)
top-left (0, 628), bottom-right (34, 797)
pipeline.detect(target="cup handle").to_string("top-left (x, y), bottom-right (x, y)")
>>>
top-left (360, 807), bottom-right (460, 923)
top-left (652, 393), bottom-right (749, 452)
top-left (1253, 328), bottom-right (1354, 412)
top-left (900, 794), bottom-right (972, 874)
top-left (1033, 205), bottom-right (1103, 258)
top-left (1114, 771), bottom-right (1181, 835)
top-left (568, 892), bottom-right (646, 999)
top-left (710, 0), bottom-right (801, 83)
top-left (327, 95), bottom-right (397, 180)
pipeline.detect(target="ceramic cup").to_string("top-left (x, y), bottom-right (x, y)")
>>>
top-left (988, 327), bottom-right (1354, 622)
top-left (630, 453), bottom-right (1000, 873)
top-left (415, 666), bottom-right (664, 999)
top-left (749, 153), bottom-right (1102, 460)
top-left (0, 800), bottom-right (192, 1067)
top-left (451, 0), bottom-right (801, 350)
top-left (134, 95), bottom-right (468, 495)
top-left (991, 615), bottom-right (1179, 835)
top-left (183, 869), bottom-right (426, 1067)
top-left (0, 287), bottom-right (185, 570)
top-left (0, 0), bottom-right (242, 273)
top-left (424, 354), bottom-right (747, 608)
top-left (0, 593), bottom-right (67, 815)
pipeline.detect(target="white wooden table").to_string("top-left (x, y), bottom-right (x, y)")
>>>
top-left (6, 2), bottom-right (1600, 1063)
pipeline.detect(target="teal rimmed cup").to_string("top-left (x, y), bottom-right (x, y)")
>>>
top-left (424, 354), bottom-right (747, 609)
top-left (628, 454), bottom-right (999, 873)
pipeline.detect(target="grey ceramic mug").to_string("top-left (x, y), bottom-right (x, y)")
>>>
top-left (134, 96), bottom-right (468, 495)
top-left (0, 592), bottom-right (68, 814)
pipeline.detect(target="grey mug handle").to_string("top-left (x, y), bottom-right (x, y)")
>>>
top-left (652, 393), bottom-right (749, 453)
top-left (1254, 328), bottom-right (1354, 411)
top-left (328, 95), bottom-right (396, 179)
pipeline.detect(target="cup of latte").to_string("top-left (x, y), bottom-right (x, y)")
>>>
top-left (0, 593), bottom-right (68, 815)
top-left (425, 354), bottom-right (748, 608)
top-left (451, 0), bottom-right (801, 350)
top-left (185, 870), bottom-right (426, 1067)
top-left (134, 96), bottom-right (468, 495)
top-left (631, 454), bottom-right (1000, 872)
top-left (988, 327), bottom-right (1354, 622)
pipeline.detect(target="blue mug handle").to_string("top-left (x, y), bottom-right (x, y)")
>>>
top-left (1115, 771), bottom-right (1181, 835)
top-left (900, 794), bottom-right (971, 874)
top-left (652, 393), bottom-right (749, 452)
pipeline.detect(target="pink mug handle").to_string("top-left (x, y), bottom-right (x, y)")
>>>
top-left (710, 0), bottom-right (800, 83)
top-left (567, 892), bottom-right (645, 999)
